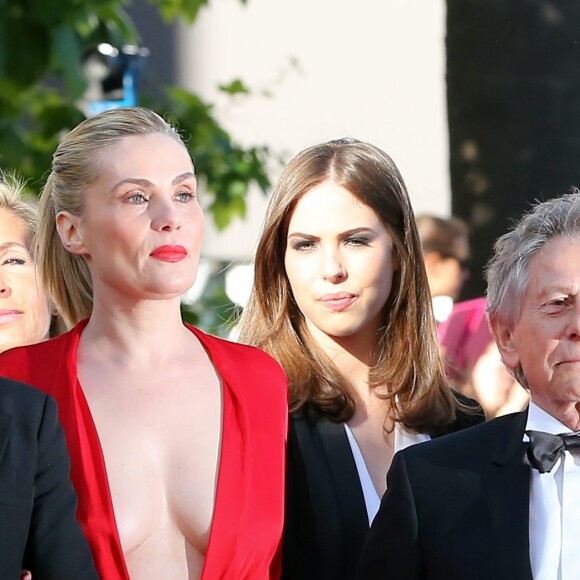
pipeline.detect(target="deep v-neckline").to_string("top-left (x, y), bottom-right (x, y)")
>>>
top-left (70, 320), bottom-right (228, 579)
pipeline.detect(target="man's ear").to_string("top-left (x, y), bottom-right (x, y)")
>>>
top-left (56, 211), bottom-right (87, 256)
top-left (489, 314), bottom-right (520, 370)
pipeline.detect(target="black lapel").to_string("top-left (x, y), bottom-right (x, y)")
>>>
top-left (487, 410), bottom-right (533, 580)
top-left (0, 415), bottom-right (12, 465)
top-left (316, 419), bottom-right (369, 577)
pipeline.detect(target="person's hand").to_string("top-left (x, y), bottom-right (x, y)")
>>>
top-left (20, 571), bottom-right (32, 580)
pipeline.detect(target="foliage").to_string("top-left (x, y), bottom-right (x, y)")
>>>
top-left (0, 0), bottom-right (270, 227)
top-left (0, 0), bottom-right (268, 332)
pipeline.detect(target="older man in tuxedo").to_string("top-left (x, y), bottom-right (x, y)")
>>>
top-left (0, 376), bottom-right (97, 578)
top-left (357, 192), bottom-right (580, 580)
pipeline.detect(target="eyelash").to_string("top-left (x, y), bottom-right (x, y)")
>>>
top-left (292, 241), bottom-right (316, 251)
top-left (346, 236), bottom-right (371, 247)
top-left (125, 190), bottom-right (196, 204)
top-left (175, 191), bottom-right (196, 202)
top-left (1, 258), bottom-right (27, 266)
top-left (127, 193), bottom-right (148, 204)
top-left (291, 237), bottom-right (371, 252)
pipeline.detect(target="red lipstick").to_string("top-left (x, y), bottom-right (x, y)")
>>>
top-left (150, 245), bottom-right (187, 263)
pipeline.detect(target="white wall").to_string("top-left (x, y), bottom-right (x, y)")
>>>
top-left (177, 0), bottom-right (450, 261)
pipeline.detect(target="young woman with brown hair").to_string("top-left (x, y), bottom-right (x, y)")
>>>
top-left (238, 138), bottom-right (484, 579)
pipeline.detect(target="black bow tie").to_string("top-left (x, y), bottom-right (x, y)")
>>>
top-left (524, 430), bottom-right (580, 474)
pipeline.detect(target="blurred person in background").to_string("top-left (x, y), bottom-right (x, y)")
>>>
top-left (238, 138), bottom-right (484, 580)
top-left (0, 172), bottom-right (62, 353)
top-left (416, 214), bottom-right (470, 323)
top-left (417, 213), bottom-right (528, 418)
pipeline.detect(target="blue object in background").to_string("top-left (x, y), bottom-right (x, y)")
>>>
top-left (83, 43), bottom-right (150, 116)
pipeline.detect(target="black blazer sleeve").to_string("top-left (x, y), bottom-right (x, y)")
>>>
top-left (0, 379), bottom-right (97, 579)
top-left (355, 451), bottom-right (423, 579)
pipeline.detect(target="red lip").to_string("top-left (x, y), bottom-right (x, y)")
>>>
top-left (319, 292), bottom-right (356, 312)
top-left (150, 245), bottom-right (187, 263)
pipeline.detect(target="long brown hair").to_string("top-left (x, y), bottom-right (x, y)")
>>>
top-left (238, 138), bottom-right (457, 435)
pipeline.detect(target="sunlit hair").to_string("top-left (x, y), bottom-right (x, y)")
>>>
top-left (0, 171), bottom-right (37, 247)
top-left (0, 170), bottom-right (66, 337)
top-left (486, 190), bottom-right (580, 388)
top-left (36, 107), bottom-right (186, 328)
top-left (238, 138), bottom-right (457, 434)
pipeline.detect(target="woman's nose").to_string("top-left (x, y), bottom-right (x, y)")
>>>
top-left (322, 250), bottom-right (346, 282)
top-left (0, 277), bottom-right (12, 298)
top-left (151, 199), bottom-right (181, 232)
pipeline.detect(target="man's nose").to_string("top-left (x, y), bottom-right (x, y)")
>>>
top-left (566, 303), bottom-right (580, 339)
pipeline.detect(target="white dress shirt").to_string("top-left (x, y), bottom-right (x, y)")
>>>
top-left (344, 423), bottom-right (430, 524)
top-left (526, 401), bottom-right (580, 579)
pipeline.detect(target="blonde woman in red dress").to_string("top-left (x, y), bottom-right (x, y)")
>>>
top-left (0, 107), bottom-right (287, 580)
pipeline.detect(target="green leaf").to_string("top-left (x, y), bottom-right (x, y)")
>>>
top-left (150, 0), bottom-right (209, 23)
top-left (219, 79), bottom-right (251, 95)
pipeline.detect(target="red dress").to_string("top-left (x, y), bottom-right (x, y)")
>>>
top-left (0, 320), bottom-right (288, 579)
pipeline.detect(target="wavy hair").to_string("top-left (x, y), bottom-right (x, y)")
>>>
top-left (238, 138), bottom-right (457, 435)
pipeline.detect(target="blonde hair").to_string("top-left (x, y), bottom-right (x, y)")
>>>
top-left (238, 138), bottom-right (457, 435)
top-left (0, 171), bottom-right (67, 337)
top-left (36, 107), bottom-right (185, 328)
top-left (0, 171), bottom-right (37, 247)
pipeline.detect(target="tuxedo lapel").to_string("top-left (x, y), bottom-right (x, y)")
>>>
top-left (0, 415), bottom-right (11, 465)
top-left (486, 410), bottom-right (533, 580)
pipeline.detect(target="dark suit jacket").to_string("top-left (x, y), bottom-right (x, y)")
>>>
top-left (283, 393), bottom-right (485, 580)
top-left (356, 410), bottom-right (533, 580)
top-left (0, 377), bottom-right (97, 579)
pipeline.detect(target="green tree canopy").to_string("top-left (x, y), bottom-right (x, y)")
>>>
top-left (0, 0), bottom-right (267, 229)
top-left (0, 0), bottom-right (267, 333)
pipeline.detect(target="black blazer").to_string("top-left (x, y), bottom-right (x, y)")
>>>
top-left (356, 410), bottom-right (533, 580)
top-left (0, 377), bottom-right (97, 579)
top-left (283, 393), bottom-right (485, 580)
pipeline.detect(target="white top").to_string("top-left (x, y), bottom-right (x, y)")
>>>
top-left (525, 401), bottom-right (580, 580)
top-left (344, 423), bottom-right (430, 524)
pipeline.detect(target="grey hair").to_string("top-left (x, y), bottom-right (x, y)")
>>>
top-left (486, 190), bottom-right (580, 385)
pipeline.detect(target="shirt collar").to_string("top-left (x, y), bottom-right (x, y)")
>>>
top-left (525, 400), bottom-right (573, 435)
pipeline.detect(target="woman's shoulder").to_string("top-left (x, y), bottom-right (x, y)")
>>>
top-left (187, 324), bottom-right (284, 368)
top-left (0, 325), bottom-right (80, 392)
top-left (186, 324), bottom-right (288, 398)
top-left (0, 325), bottom-right (77, 365)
